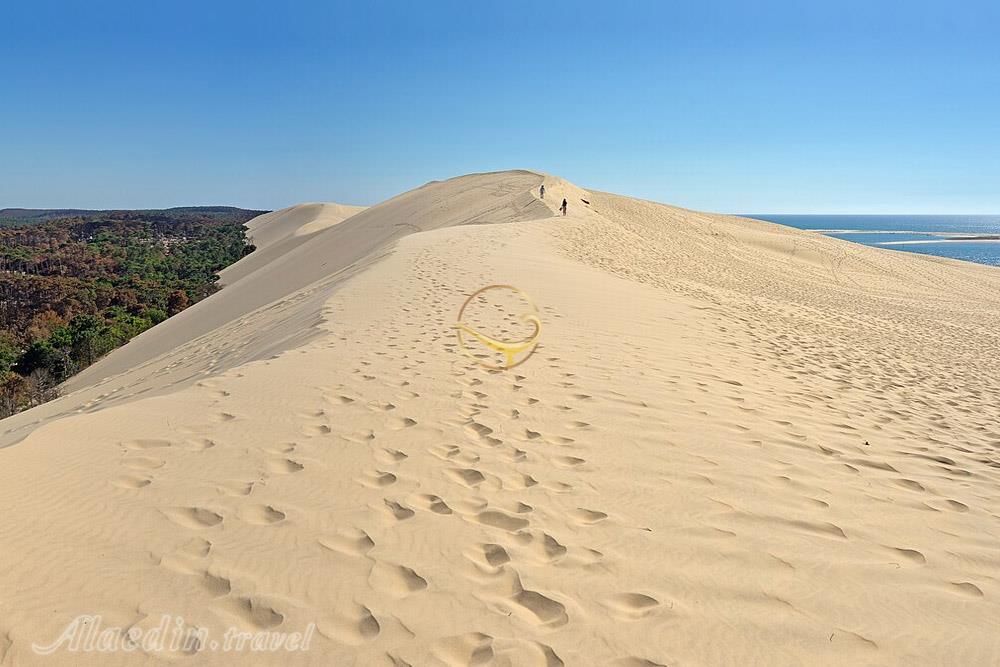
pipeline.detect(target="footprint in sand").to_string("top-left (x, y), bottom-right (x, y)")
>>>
top-left (500, 575), bottom-right (569, 628)
top-left (369, 561), bottom-right (428, 598)
top-left (217, 480), bottom-right (254, 496)
top-left (123, 438), bottom-right (173, 451)
top-left (376, 448), bottom-right (409, 464)
top-left (949, 582), bottom-right (984, 598)
top-left (518, 530), bottom-right (568, 563)
top-left (123, 456), bottom-right (166, 471)
top-left (409, 493), bottom-right (453, 515)
top-left (500, 447), bottom-right (527, 463)
top-left (886, 546), bottom-right (926, 565)
top-left (180, 538), bottom-right (213, 558)
top-left (319, 527), bottom-right (375, 557)
top-left (602, 593), bottom-right (663, 620)
top-left (302, 424), bottom-right (332, 436)
top-left (553, 455), bottom-right (586, 468)
top-left (446, 467), bottom-right (486, 488)
top-left (465, 421), bottom-right (502, 446)
top-left (498, 500), bottom-right (533, 514)
top-left (184, 438), bottom-right (217, 451)
top-left (343, 430), bottom-right (376, 444)
top-left (358, 470), bottom-right (398, 488)
top-left (157, 537), bottom-right (214, 575)
top-left (432, 633), bottom-right (495, 666)
top-left (894, 479), bottom-right (926, 492)
top-left (388, 417), bottom-right (418, 430)
top-left (161, 507), bottom-right (224, 529)
top-left (475, 510), bottom-right (529, 532)
top-left (113, 474), bottom-right (152, 489)
top-left (612, 658), bottom-right (669, 667)
top-left (464, 543), bottom-right (511, 573)
top-left (507, 473), bottom-right (538, 489)
top-left (383, 499), bottom-right (416, 521)
top-left (266, 458), bottom-right (304, 474)
top-left (238, 505), bottom-right (286, 525)
top-left (944, 499), bottom-right (969, 512)
top-left (200, 571), bottom-right (233, 598)
top-left (432, 444), bottom-right (481, 465)
top-left (541, 480), bottom-right (574, 493)
top-left (317, 604), bottom-right (380, 645)
top-left (571, 508), bottom-right (608, 525)
top-left (214, 596), bottom-right (285, 630)
top-left (430, 444), bottom-right (462, 461)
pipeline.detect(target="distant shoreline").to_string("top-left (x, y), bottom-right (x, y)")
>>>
top-left (746, 215), bottom-right (1000, 267)
top-left (878, 236), bottom-right (1000, 245)
top-left (801, 229), bottom-right (1000, 244)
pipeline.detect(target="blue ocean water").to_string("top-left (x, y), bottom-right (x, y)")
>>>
top-left (745, 215), bottom-right (1000, 268)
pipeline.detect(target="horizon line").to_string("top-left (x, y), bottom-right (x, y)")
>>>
top-left (5, 204), bottom-right (1000, 218)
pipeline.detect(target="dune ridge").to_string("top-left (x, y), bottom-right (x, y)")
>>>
top-left (219, 202), bottom-right (368, 286)
top-left (0, 171), bottom-right (998, 665)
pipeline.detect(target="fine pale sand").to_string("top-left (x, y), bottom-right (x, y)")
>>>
top-left (1, 171), bottom-right (999, 665)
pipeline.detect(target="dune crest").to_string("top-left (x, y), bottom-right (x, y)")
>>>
top-left (1, 171), bottom-right (998, 665)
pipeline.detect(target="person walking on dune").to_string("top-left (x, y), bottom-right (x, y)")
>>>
top-left (539, 184), bottom-right (545, 199)
top-left (560, 198), bottom-right (568, 216)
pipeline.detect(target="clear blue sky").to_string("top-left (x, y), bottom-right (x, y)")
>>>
top-left (2, 0), bottom-right (998, 213)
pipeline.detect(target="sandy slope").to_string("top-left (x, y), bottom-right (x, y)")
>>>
top-left (1, 171), bottom-right (999, 666)
top-left (0, 172), bottom-right (548, 447)
top-left (219, 203), bottom-right (367, 286)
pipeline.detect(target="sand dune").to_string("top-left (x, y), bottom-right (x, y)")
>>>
top-left (219, 202), bottom-right (367, 286)
top-left (1, 171), bottom-right (999, 665)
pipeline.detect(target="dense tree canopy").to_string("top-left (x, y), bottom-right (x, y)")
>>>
top-left (0, 207), bottom-right (263, 417)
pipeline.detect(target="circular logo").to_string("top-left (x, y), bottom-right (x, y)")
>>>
top-left (454, 285), bottom-right (541, 370)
